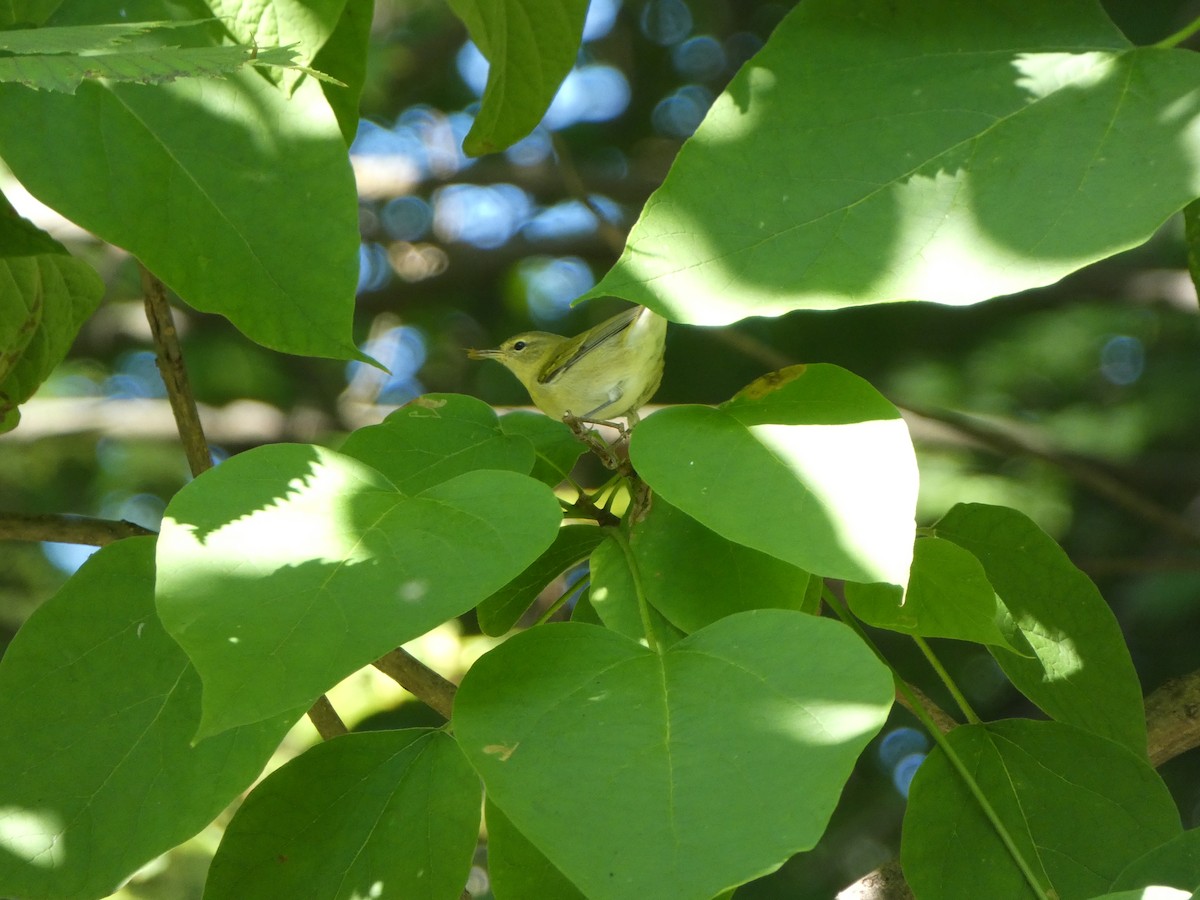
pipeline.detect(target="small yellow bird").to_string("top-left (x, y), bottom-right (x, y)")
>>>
top-left (468, 305), bottom-right (667, 424)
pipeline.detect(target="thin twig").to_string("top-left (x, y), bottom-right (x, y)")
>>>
top-left (306, 695), bottom-right (348, 740)
top-left (0, 512), bottom-right (155, 546)
top-left (140, 265), bottom-right (212, 477)
top-left (373, 648), bottom-right (457, 720)
top-left (551, 132), bottom-right (628, 256)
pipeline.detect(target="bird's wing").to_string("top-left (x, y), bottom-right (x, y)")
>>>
top-left (537, 306), bottom-right (642, 385)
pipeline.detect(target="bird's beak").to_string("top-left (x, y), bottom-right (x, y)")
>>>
top-left (467, 348), bottom-right (500, 360)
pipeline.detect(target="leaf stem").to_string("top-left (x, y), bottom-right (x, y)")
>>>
top-left (913, 635), bottom-right (982, 724)
top-left (0, 511), bottom-right (155, 546)
top-left (535, 575), bottom-right (588, 625)
top-left (609, 526), bottom-right (660, 654)
top-left (826, 588), bottom-right (1051, 900)
top-left (1154, 13), bottom-right (1200, 48)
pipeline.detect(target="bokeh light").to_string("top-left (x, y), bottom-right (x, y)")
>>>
top-left (652, 84), bottom-right (713, 138)
top-left (380, 196), bottom-right (433, 242)
top-left (518, 256), bottom-right (596, 322)
top-left (1100, 335), bottom-right (1145, 386)
top-left (433, 183), bottom-right (534, 249)
top-left (523, 201), bottom-right (599, 242)
top-left (583, 0), bottom-right (622, 42)
top-left (640, 0), bottom-right (693, 46)
top-left (672, 35), bottom-right (727, 81)
top-left (543, 65), bottom-right (632, 129)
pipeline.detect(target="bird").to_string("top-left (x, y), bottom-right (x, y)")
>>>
top-left (468, 305), bottom-right (667, 426)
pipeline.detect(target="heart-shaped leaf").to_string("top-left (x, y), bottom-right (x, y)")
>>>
top-left (453, 609), bottom-right (893, 899)
top-left (632, 365), bottom-right (917, 586)
top-left (585, 0), bottom-right (1200, 323)
top-left (0, 539), bottom-right (297, 900)
top-left (156, 443), bottom-right (561, 737)
top-left (206, 729), bottom-right (480, 900)
top-left (1111, 828), bottom-right (1200, 894)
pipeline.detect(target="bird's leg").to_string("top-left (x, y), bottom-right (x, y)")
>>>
top-left (563, 414), bottom-right (629, 472)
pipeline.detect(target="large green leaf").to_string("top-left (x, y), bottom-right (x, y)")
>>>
top-left (0, 205), bottom-right (103, 433)
top-left (585, 0), bottom-right (1200, 324)
top-left (631, 365), bottom-right (918, 586)
top-left (902, 720), bottom-right (1181, 900)
top-left (205, 730), bottom-right (480, 900)
top-left (485, 800), bottom-right (586, 900)
top-left (0, 539), bottom-right (298, 900)
top-left (1111, 829), bottom-right (1200, 894)
top-left (447, 0), bottom-right (590, 155)
top-left (935, 503), bottom-right (1147, 756)
top-left (453, 610), bottom-right (893, 900)
top-left (0, 61), bottom-right (360, 358)
top-left (496, 410), bottom-right (586, 487)
top-left (156, 443), bottom-right (562, 737)
top-left (311, 0), bottom-right (372, 143)
top-left (845, 536), bottom-right (1023, 651)
top-left (588, 531), bottom-right (685, 647)
top-left (339, 394), bottom-right (535, 494)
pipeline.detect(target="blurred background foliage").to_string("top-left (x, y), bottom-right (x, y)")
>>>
top-left (2, 0), bottom-right (1200, 897)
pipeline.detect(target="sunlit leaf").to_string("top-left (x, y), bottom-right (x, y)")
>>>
top-left (586, 0), bottom-right (1200, 324)
top-left (156, 444), bottom-right (562, 737)
top-left (0, 539), bottom-right (297, 900)
top-left (632, 365), bottom-right (918, 586)
top-left (454, 610), bottom-right (893, 899)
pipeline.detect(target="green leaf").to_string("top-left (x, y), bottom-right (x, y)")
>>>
top-left (0, 69), bottom-right (360, 359)
top-left (497, 410), bottom-right (586, 486)
top-left (0, 40), bottom-right (331, 93)
top-left (845, 536), bottom-right (1023, 651)
top-left (935, 503), bottom-right (1147, 756)
top-left (1111, 829), bottom-right (1200, 893)
top-left (205, 730), bottom-right (480, 900)
top-left (0, 205), bottom-right (103, 433)
top-left (630, 497), bottom-right (816, 633)
top-left (0, 539), bottom-right (297, 900)
top-left (589, 532), bottom-right (685, 648)
top-left (155, 444), bottom-right (562, 737)
top-left (485, 800), bottom-right (587, 900)
top-left (476, 523), bottom-right (603, 636)
top-left (1089, 890), bottom-right (1194, 900)
top-left (339, 394), bottom-right (535, 494)
top-left (311, 0), bottom-right (372, 144)
top-left (631, 365), bottom-right (918, 586)
top-left (902, 720), bottom-right (1181, 900)
top-left (447, 0), bottom-right (590, 155)
top-left (585, 0), bottom-right (1200, 324)
top-left (453, 610), bottom-right (893, 900)
top-left (0, 19), bottom-right (203, 52)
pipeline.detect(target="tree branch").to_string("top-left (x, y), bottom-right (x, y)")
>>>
top-left (140, 265), bottom-right (212, 478)
top-left (373, 647), bottom-right (457, 720)
top-left (0, 512), bottom-right (155, 546)
top-left (306, 695), bottom-right (348, 740)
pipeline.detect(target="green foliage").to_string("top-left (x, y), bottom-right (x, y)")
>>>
top-left (2, 0), bottom-right (1200, 898)
top-left (447, 0), bottom-right (590, 154)
top-left (205, 729), bottom-right (480, 900)
top-left (586, 0), bottom-right (1200, 324)
top-left (453, 611), bottom-right (894, 900)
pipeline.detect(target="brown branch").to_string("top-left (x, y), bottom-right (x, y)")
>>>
top-left (306, 695), bottom-right (348, 740)
top-left (140, 265), bottom-right (211, 478)
top-left (373, 648), bottom-right (457, 720)
top-left (0, 512), bottom-right (155, 546)
top-left (894, 682), bottom-right (957, 735)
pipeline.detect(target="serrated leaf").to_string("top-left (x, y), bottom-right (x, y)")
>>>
top-left (339, 393), bottom-right (535, 494)
top-left (0, 539), bottom-right (298, 900)
top-left (155, 444), bottom-right (562, 737)
top-left (585, 0), bottom-right (1200, 324)
top-left (0, 65), bottom-right (360, 358)
top-left (902, 720), bottom-right (1181, 900)
top-left (935, 502), bottom-right (1147, 756)
top-left (447, 0), bottom-right (590, 155)
top-left (205, 730), bottom-right (480, 900)
top-left (454, 610), bottom-right (893, 900)
top-left (631, 365), bottom-right (918, 586)
top-left (0, 205), bottom-right (103, 433)
top-left (0, 19), bottom-right (204, 53)
top-left (476, 523), bottom-right (603, 636)
top-left (845, 536), bottom-right (1024, 651)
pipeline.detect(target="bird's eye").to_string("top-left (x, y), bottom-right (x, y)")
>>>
top-left (512, 340), bottom-right (527, 351)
